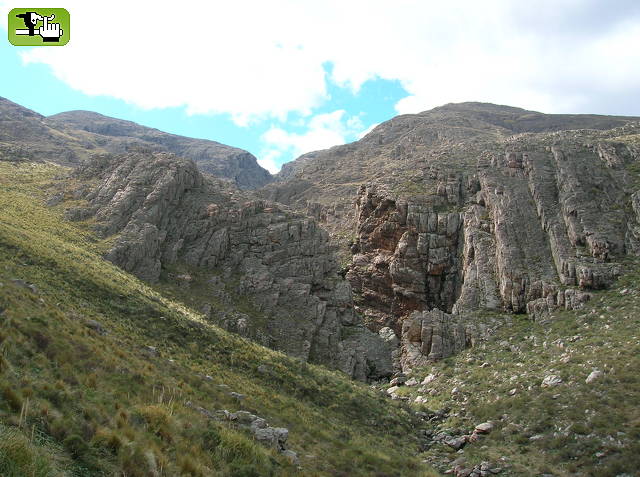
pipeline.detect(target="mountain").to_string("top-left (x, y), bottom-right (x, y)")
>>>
top-left (260, 102), bottom-right (640, 355)
top-left (2, 99), bottom-right (640, 475)
top-left (46, 110), bottom-right (272, 189)
top-left (264, 102), bottom-right (639, 207)
top-left (0, 97), bottom-right (272, 189)
top-left (59, 150), bottom-right (391, 381)
top-left (0, 96), bottom-right (91, 165)
top-left (256, 103), bottom-right (640, 473)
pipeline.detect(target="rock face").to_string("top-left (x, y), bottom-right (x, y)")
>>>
top-left (348, 138), bottom-right (636, 370)
top-left (62, 151), bottom-right (389, 379)
top-left (400, 309), bottom-right (470, 370)
top-left (261, 103), bottom-right (640, 372)
top-left (347, 185), bottom-right (464, 328)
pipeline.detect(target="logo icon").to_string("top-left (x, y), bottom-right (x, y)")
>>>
top-left (8, 8), bottom-right (69, 46)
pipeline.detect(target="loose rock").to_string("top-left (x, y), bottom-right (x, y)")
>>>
top-left (541, 375), bottom-right (562, 387)
top-left (586, 369), bottom-right (603, 384)
top-left (85, 319), bottom-right (108, 335)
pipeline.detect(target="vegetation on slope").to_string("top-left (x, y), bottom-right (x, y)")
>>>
top-left (0, 161), bottom-right (435, 476)
top-left (381, 271), bottom-right (640, 476)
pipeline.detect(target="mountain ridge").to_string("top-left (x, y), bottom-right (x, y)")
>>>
top-left (0, 96), bottom-right (272, 189)
top-left (45, 109), bottom-right (273, 189)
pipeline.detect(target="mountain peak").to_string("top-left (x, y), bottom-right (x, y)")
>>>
top-left (0, 98), bottom-right (272, 188)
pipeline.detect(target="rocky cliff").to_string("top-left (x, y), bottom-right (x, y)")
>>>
top-left (260, 103), bottom-right (640, 372)
top-left (59, 151), bottom-right (391, 380)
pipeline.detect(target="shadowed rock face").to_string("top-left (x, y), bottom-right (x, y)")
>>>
top-left (259, 103), bottom-right (640, 372)
top-left (62, 151), bottom-right (391, 380)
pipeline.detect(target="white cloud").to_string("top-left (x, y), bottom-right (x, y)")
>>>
top-left (261, 110), bottom-right (365, 171)
top-left (2, 0), bottom-right (640, 124)
top-left (257, 150), bottom-right (281, 175)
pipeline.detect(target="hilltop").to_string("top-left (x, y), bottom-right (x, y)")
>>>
top-left (0, 97), bottom-right (272, 189)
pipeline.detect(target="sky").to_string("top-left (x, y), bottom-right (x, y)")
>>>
top-left (1, 1), bottom-right (640, 174)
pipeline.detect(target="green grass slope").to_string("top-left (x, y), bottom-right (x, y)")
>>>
top-left (382, 279), bottom-right (640, 475)
top-left (0, 161), bottom-right (435, 477)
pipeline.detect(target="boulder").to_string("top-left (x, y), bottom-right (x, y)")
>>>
top-left (422, 374), bottom-right (437, 385)
top-left (253, 427), bottom-right (288, 451)
top-left (281, 449), bottom-right (298, 465)
top-left (541, 375), bottom-right (562, 387)
top-left (474, 422), bottom-right (494, 434)
top-left (405, 377), bottom-right (419, 386)
top-left (390, 376), bottom-right (407, 386)
top-left (585, 370), bottom-right (603, 384)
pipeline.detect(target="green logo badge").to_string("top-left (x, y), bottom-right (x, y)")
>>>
top-left (8, 8), bottom-right (69, 46)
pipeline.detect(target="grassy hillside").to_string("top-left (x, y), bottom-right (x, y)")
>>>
top-left (382, 276), bottom-right (640, 475)
top-left (0, 161), bottom-right (435, 477)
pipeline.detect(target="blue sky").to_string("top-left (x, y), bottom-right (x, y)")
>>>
top-left (2, 1), bottom-right (640, 173)
top-left (1, 38), bottom-right (406, 171)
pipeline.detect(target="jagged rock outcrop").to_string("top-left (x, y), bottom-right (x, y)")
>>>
top-left (347, 138), bottom-right (635, 370)
top-left (263, 103), bottom-right (640, 372)
top-left (62, 151), bottom-right (389, 380)
top-left (347, 185), bottom-right (463, 330)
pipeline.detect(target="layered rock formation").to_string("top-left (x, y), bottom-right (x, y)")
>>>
top-left (61, 151), bottom-right (390, 380)
top-left (12, 96), bottom-right (640, 378)
top-left (261, 103), bottom-right (640, 372)
top-left (347, 185), bottom-right (464, 329)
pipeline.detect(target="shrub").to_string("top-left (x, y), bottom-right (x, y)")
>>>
top-left (133, 404), bottom-right (175, 442)
top-left (118, 440), bottom-right (161, 477)
top-left (200, 426), bottom-right (222, 452)
top-left (93, 427), bottom-right (126, 453)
